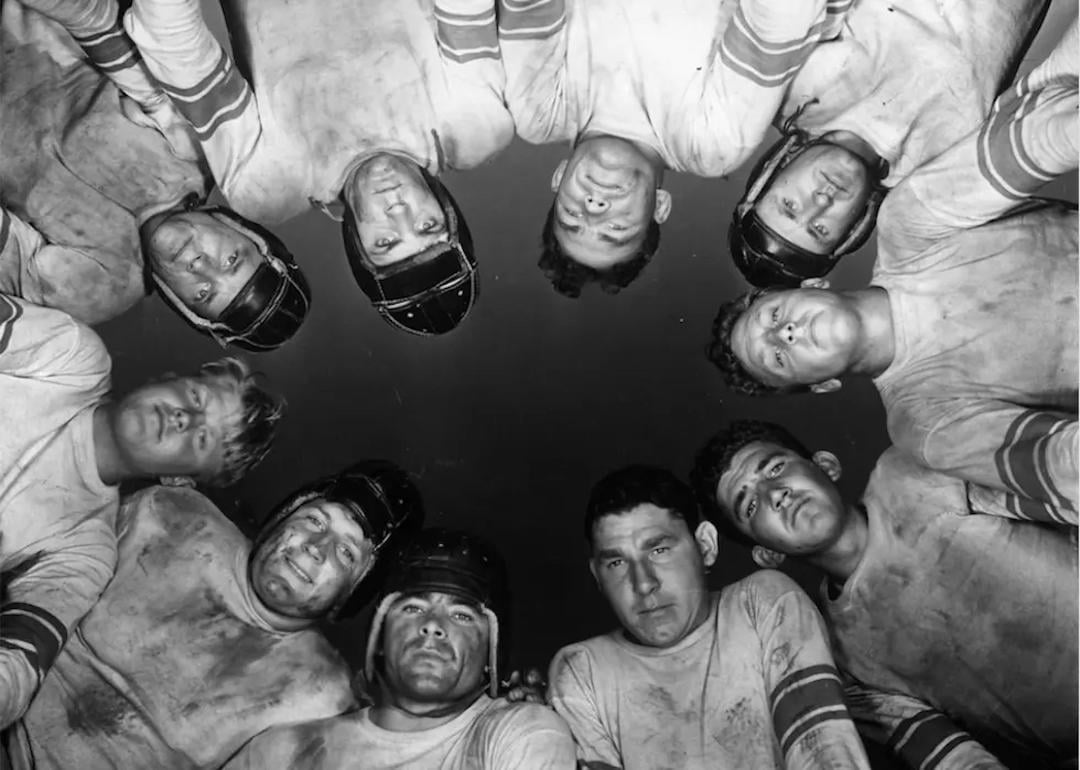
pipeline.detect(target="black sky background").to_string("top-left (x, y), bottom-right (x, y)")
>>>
top-left (95, 3), bottom-right (1077, 765)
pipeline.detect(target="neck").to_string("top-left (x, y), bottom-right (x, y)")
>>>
top-left (807, 502), bottom-right (868, 583)
top-left (845, 286), bottom-right (895, 376)
top-left (92, 404), bottom-right (128, 486)
top-left (370, 685), bottom-right (483, 733)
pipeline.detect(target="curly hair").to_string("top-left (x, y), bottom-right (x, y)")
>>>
top-left (707, 288), bottom-right (809, 397)
top-left (584, 465), bottom-right (701, 550)
top-left (537, 204), bottom-right (660, 298)
top-left (689, 420), bottom-right (811, 547)
top-left (195, 357), bottom-right (285, 487)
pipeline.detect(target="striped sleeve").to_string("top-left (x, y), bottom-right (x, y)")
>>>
top-left (435, 0), bottom-right (500, 63)
top-left (881, 17), bottom-right (1078, 250)
top-left (755, 573), bottom-right (871, 769)
top-left (497, 0), bottom-right (570, 144)
top-left (0, 602), bottom-right (67, 688)
top-left (844, 684), bottom-right (1007, 770)
top-left (672, 0), bottom-right (854, 176)
top-left (125, 0), bottom-right (263, 213)
top-left (18, 0), bottom-right (169, 109)
top-left (0, 292), bottom-right (110, 384)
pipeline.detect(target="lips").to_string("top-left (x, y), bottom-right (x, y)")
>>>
top-left (283, 554), bottom-right (312, 584)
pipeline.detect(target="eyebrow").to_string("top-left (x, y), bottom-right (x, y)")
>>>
top-left (733, 452), bottom-right (780, 516)
top-left (640, 533), bottom-right (675, 550)
top-left (594, 547), bottom-right (625, 561)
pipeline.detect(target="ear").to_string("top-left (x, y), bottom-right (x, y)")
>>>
top-left (751, 546), bottom-right (786, 569)
top-left (653, 189), bottom-right (672, 224)
top-left (810, 378), bottom-right (843, 394)
top-left (801, 277), bottom-right (830, 290)
top-left (587, 558), bottom-right (600, 586)
top-left (694, 520), bottom-right (719, 568)
top-left (812, 450), bottom-right (842, 481)
top-left (551, 160), bottom-right (568, 192)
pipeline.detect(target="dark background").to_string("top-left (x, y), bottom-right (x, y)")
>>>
top-left (98, 2), bottom-right (1077, 764)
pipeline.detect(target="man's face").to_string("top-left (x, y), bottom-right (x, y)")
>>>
top-left (381, 591), bottom-right (490, 707)
top-left (551, 138), bottom-right (666, 269)
top-left (714, 441), bottom-right (846, 556)
top-left (753, 143), bottom-right (872, 254)
top-left (730, 288), bottom-right (861, 387)
top-left (145, 211), bottom-right (265, 321)
top-left (110, 373), bottom-right (243, 479)
top-left (589, 504), bottom-right (714, 649)
top-left (348, 155), bottom-right (450, 267)
top-left (250, 499), bottom-right (374, 619)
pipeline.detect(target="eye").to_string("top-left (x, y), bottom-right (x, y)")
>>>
top-left (782, 197), bottom-right (797, 213)
top-left (226, 251), bottom-right (239, 268)
top-left (767, 461), bottom-right (785, 478)
top-left (651, 546), bottom-right (671, 559)
top-left (400, 603), bottom-right (423, 615)
top-left (420, 219), bottom-right (440, 233)
top-left (338, 544), bottom-right (355, 565)
top-left (605, 558), bottom-right (625, 570)
top-left (305, 514), bottom-right (325, 531)
top-left (452, 610), bottom-right (476, 623)
top-left (561, 205), bottom-right (580, 219)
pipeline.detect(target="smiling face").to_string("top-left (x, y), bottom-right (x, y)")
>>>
top-left (380, 591), bottom-right (491, 708)
top-left (714, 441), bottom-right (846, 557)
top-left (753, 143), bottom-right (872, 255)
top-left (108, 373), bottom-right (244, 480)
top-left (729, 288), bottom-right (862, 388)
top-left (346, 155), bottom-right (450, 267)
top-left (250, 499), bottom-right (374, 620)
top-left (589, 504), bottom-right (716, 649)
top-left (551, 137), bottom-right (668, 269)
top-left (144, 211), bottom-right (265, 321)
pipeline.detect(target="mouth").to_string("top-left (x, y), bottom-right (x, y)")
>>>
top-left (822, 171), bottom-right (848, 194)
top-left (153, 403), bottom-right (166, 441)
top-left (283, 555), bottom-right (312, 585)
top-left (374, 182), bottom-right (401, 195)
top-left (636, 602), bottom-right (672, 617)
top-left (786, 496), bottom-right (806, 526)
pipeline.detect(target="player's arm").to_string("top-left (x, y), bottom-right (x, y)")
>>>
top-left (124, 0), bottom-right (263, 210)
top-left (880, 16), bottom-right (1078, 254)
top-left (676, 0), bottom-right (852, 176)
top-left (487, 703), bottom-right (578, 769)
top-left (844, 683), bottom-right (1006, 770)
top-left (0, 205), bottom-right (147, 326)
top-left (913, 404), bottom-right (1077, 524)
top-left (753, 572), bottom-right (871, 769)
top-left (0, 519), bottom-right (117, 729)
top-left (497, 0), bottom-right (570, 144)
top-left (546, 648), bottom-right (624, 769)
top-left (433, 0), bottom-right (514, 167)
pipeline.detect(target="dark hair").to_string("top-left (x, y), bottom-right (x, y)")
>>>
top-left (584, 465), bottom-right (701, 550)
top-left (706, 288), bottom-right (810, 397)
top-left (689, 420), bottom-right (811, 546)
top-left (538, 204), bottom-right (660, 298)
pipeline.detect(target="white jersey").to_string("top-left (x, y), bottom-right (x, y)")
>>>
top-left (827, 449), bottom-right (1078, 766)
top-left (499, 0), bottom-right (853, 177)
top-left (0, 0), bottom-right (208, 325)
top-left (125, 0), bottom-right (514, 224)
top-left (10, 485), bottom-right (355, 770)
top-left (780, 0), bottom-right (1048, 185)
top-left (221, 695), bottom-right (576, 769)
top-left (548, 571), bottom-right (870, 769)
top-left (871, 20), bottom-right (1079, 521)
top-left (0, 295), bottom-right (116, 729)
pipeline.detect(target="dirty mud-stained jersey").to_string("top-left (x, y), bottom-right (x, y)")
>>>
top-left (0, 295), bottom-right (117, 730)
top-left (870, 19), bottom-right (1080, 521)
top-left (779, 0), bottom-right (1048, 185)
top-left (498, 0), bottom-right (851, 177)
top-left (0, 1), bottom-right (208, 325)
top-left (548, 571), bottom-right (871, 769)
top-left (827, 449), bottom-right (1078, 765)
top-left (221, 694), bottom-right (576, 769)
top-left (125, 0), bottom-right (513, 225)
top-left (11, 486), bottom-right (355, 770)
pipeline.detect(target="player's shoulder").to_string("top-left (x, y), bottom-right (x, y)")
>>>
top-left (479, 696), bottom-right (574, 743)
top-left (726, 568), bottom-right (802, 602)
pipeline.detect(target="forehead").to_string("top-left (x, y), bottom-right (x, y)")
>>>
top-left (717, 441), bottom-right (785, 502)
top-left (591, 503), bottom-right (690, 548)
top-left (287, 498), bottom-right (367, 537)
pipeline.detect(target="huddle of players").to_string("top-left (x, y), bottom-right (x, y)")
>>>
top-left (1, 0), bottom-right (1076, 766)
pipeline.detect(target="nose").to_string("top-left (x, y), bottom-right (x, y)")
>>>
top-left (630, 561), bottom-right (659, 597)
top-left (771, 321), bottom-right (801, 346)
top-left (768, 484), bottom-right (790, 511)
top-left (170, 407), bottom-right (206, 432)
top-left (419, 616), bottom-right (447, 639)
top-left (583, 193), bottom-right (609, 214)
top-left (302, 537), bottom-right (326, 563)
